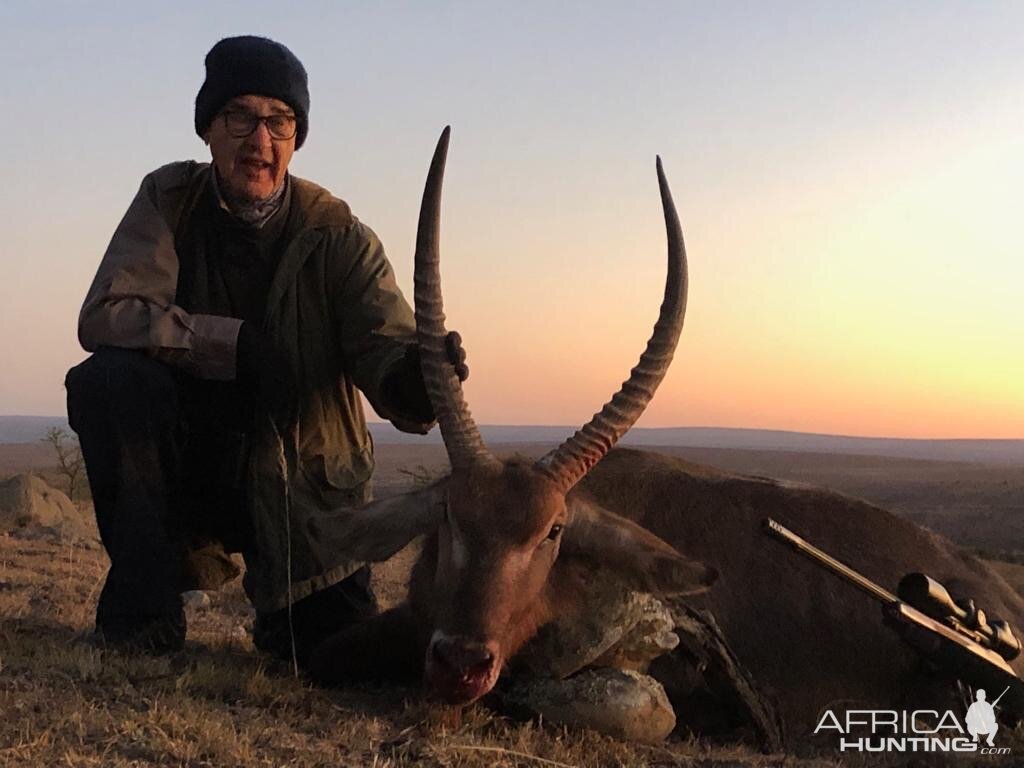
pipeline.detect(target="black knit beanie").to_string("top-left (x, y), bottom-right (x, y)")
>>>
top-left (195, 36), bottom-right (310, 149)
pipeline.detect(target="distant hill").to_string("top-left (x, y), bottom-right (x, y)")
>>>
top-left (0, 416), bottom-right (69, 443)
top-left (2, 415), bottom-right (1021, 464)
top-left (364, 423), bottom-right (1024, 465)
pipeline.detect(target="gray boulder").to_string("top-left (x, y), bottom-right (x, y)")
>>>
top-left (504, 569), bottom-right (682, 742)
top-left (503, 668), bottom-right (677, 743)
top-left (513, 570), bottom-right (679, 679)
top-left (0, 473), bottom-right (93, 541)
top-left (592, 592), bottom-right (679, 672)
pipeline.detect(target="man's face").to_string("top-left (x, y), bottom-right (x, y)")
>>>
top-left (205, 94), bottom-right (296, 204)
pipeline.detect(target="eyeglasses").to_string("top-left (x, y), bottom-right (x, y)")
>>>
top-left (220, 110), bottom-right (297, 140)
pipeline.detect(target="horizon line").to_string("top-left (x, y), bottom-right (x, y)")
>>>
top-left (2, 414), bottom-right (1020, 443)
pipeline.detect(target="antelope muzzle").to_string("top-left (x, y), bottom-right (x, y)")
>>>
top-left (424, 632), bottom-right (503, 704)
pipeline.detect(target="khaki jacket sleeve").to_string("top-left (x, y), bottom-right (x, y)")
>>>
top-left (331, 221), bottom-right (434, 434)
top-left (78, 166), bottom-right (242, 380)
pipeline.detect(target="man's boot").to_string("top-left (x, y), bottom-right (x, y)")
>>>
top-left (253, 566), bottom-right (378, 664)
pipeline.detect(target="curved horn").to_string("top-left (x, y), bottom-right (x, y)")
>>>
top-left (538, 157), bottom-right (687, 492)
top-left (414, 127), bottom-right (497, 469)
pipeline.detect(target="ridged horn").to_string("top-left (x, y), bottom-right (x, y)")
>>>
top-left (413, 127), bottom-right (497, 469)
top-left (538, 156), bottom-right (687, 492)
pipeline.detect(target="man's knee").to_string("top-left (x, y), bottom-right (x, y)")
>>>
top-left (67, 347), bottom-right (175, 397)
top-left (66, 348), bottom-right (177, 431)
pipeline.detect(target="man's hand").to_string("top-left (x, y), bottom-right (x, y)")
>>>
top-left (444, 331), bottom-right (469, 383)
top-left (236, 322), bottom-right (296, 425)
top-left (382, 331), bottom-right (469, 425)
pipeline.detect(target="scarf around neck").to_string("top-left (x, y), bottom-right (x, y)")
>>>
top-left (211, 167), bottom-right (289, 229)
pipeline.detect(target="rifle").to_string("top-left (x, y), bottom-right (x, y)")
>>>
top-left (991, 685), bottom-right (1010, 708)
top-left (764, 518), bottom-right (1024, 718)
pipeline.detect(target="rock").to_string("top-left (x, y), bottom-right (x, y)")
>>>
top-left (0, 474), bottom-right (93, 541)
top-left (503, 668), bottom-right (676, 743)
top-left (592, 593), bottom-right (679, 672)
top-left (513, 569), bottom-right (678, 678)
top-left (183, 543), bottom-right (241, 591)
top-left (182, 590), bottom-right (212, 609)
top-left (501, 571), bottom-right (682, 742)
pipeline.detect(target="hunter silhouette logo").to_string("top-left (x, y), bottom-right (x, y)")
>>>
top-left (965, 687), bottom-right (1008, 747)
top-left (814, 688), bottom-right (1012, 755)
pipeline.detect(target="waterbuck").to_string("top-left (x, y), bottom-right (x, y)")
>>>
top-left (307, 127), bottom-right (714, 704)
top-left (308, 129), bottom-right (1024, 746)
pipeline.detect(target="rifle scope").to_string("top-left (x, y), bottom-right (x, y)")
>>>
top-left (898, 573), bottom-right (1021, 662)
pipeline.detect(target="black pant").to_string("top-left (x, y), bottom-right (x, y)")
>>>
top-left (66, 347), bottom-right (375, 650)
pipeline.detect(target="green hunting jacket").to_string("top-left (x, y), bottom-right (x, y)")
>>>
top-left (79, 161), bottom-right (432, 612)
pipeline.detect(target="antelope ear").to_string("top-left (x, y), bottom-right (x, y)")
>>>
top-left (561, 497), bottom-right (717, 596)
top-left (306, 484), bottom-right (446, 563)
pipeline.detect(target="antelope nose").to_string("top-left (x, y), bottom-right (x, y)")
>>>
top-left (431, 637), bottom-right (495, 674)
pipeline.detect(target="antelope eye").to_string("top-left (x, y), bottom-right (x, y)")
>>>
top-left (546, 523), bottom-right (564, 541)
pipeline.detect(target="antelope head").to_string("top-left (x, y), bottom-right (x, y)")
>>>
top-left (410, 128), bottom-right (715, 704)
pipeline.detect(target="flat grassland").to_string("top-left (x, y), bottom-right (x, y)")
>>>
top-left (1, 441), bottom-right (1021, 767)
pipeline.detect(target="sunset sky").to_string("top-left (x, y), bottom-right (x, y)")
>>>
top-left (1, 2), bottom-right (1021, 438)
